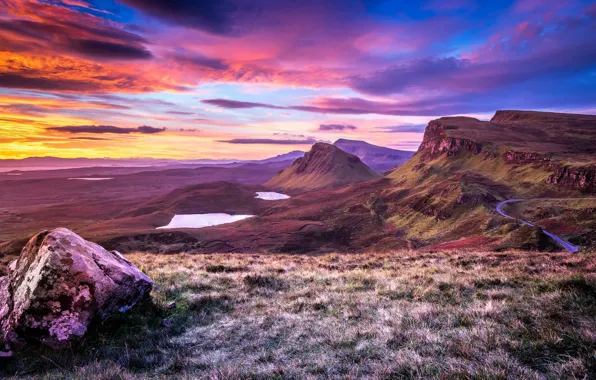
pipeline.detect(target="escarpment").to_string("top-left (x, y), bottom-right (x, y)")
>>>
top-left (412, 111), bottom-right (596, 195)
top-left (546, 164), bottom-right (596, 193)
top-left (502, 150), bottom-right (552, 164)
top-left (417, 118), bottom-right (483, 162)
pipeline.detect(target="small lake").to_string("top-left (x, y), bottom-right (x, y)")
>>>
top-left (157, 213), bottom-right (255, 229)
top-left (255, 192), bottom-right (290, 200)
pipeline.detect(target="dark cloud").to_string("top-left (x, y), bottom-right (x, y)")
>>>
top-left (48, 125), bottom-right (166, 134)
top-left (375, 125), bottom-right (427, 133)
top-left (219, 138), bottom-right (318, 145)
top-left (69, 137), bottom-right (111, 141)
top-left (0, 18), bottom-right (152, 60)
top-left (67, 39), bottom-right (153, 60)
top-left (202, 98), bottom-right (400, 115)
top-left (0, 73), bottom-right (102, 92)
top-left (173, 53), bottom-right (229, 70)
top-left (318, 124), bottom-right (357, 131)
top-left (202, 99), bottom-right (283, 109)
top-left (118, 0), bottom-right (245, 35)
top-left (136, 125), bottom-right (165, 134)
top-left (201, 97), bottom-right (472, 116)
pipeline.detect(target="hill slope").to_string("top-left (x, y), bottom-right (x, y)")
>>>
top-left (383, 109), bottom-right (596, 249)
top-left (265, 143), bottom-right (381, 192)
top-left (334, 139), bottom-right (415, 171)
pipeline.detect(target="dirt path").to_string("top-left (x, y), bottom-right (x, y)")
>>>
top-left (496, 198), bottom-right (581, 253)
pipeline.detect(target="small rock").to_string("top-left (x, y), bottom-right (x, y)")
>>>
top-left (162, 318), bottom-right (172, 328)
top-left (167, 301), bottom-right (176, 310)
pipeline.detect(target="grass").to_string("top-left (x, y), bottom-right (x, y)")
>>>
top-left (1, 250), bottom-right (595, 379)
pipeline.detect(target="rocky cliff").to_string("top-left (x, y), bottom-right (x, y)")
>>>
top-left (417, 118), bottom-right (482, 162)
top-left (546, 164), bottom-right (596, 193)
top-left (502, 150), bottom-right (552, 164)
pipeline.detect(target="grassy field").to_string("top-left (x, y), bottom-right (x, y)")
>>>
top-left (1, 250), bottom-right (595, 379)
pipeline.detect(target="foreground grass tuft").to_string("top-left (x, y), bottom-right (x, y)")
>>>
top-left (1, 250), bottom-right (595, 379)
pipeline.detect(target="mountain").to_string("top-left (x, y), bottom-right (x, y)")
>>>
top-left (382, 109), bottom-right (596, 250)
top-left (333, 139), bottom-right (415, 171)
top-left (256, 150), bottom-right (305, 164)
top-left (265, 143), bottom-right (381, 192)
top-left (3, 110), bottom-right (595, 256)
top-left (0, 151), bottom-right (303, 173)
top-left (0, 157), bottom-right (240, 172)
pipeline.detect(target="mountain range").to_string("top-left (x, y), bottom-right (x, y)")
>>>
top-left (1, 110), bottom-right (595, 257)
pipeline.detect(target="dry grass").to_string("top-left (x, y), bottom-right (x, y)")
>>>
top-left (2, 250), bottom-right (595, 379)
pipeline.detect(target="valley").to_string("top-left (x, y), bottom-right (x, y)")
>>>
top-left (2, 1), bottom-right (595, 376)
top-left (1, 110), bottom-right (596, 260)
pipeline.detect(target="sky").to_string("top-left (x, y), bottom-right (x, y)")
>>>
top-left (1, 0), bottom-right (595, 160)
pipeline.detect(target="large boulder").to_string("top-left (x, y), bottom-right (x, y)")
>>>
top-left (0, 228), bottom-right (153, 350)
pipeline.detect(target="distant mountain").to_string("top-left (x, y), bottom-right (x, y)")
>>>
top-left (333, 139), bottom-right (415, 171)
top-left (0, 156), bottom-right (241, 172)
top-left (265, 143), bottom-right (381, 192)
top-left (0, 151), bottom-right (303, 173)
top-left (4, 110), bottom-right (595, 256)
top-left (256, 150), bottom-right (305, 164)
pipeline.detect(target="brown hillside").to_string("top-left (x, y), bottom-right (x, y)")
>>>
top-left (383, 109), bottom-right (596, 249)
top-left (265, 143), bottom-right (381, 192)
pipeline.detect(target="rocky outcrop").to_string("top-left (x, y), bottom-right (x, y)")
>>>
top-left (546, 164), bottom-right (596, 193)
top-left (502, 150), bottom-right (552, 165)
top-left (417, 119), bottom-right (482, 162)
top-left (0, 228), bottom-right (153, 350)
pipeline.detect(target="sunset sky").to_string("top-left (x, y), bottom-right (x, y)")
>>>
top-left (1, 0), bottom-right (595, 159)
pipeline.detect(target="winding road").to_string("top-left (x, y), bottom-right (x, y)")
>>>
top-left (496, 199), bottom-right (580, 253)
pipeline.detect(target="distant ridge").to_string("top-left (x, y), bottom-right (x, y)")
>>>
top-left (256, 150), bottom-right (305, 163)
top-left (0, 151), bottom-right (305, 172)
top-left (266, 143), bottom-right (381, 192)
top-left (333, 139), bottom-right (415, 171)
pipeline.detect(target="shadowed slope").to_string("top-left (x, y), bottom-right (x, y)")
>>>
top-left (382, 110), bottom-right (596, 250)
top-left (266, 143), bottom-right (381, 192)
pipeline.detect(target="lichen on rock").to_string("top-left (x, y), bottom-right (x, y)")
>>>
top-left (0, 228), bottom-right (153, 350)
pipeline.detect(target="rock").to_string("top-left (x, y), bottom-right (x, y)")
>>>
top-left (546, 164), bottom-right (596, 193)
top-left (417, 118), bottom-right (482, 162)
top-left (167, 302), bottom-right (176, 310)
top-left (0, 228), bottom-right (153, 350)
top-left (502, 150), bottom-right (551, 165)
